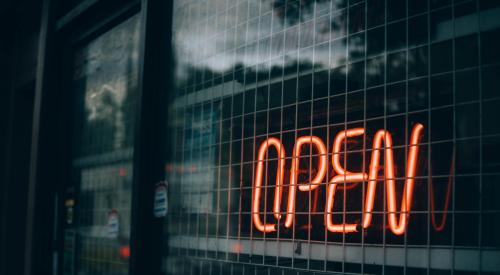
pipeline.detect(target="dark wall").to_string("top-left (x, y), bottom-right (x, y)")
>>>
top-left (0, 1), bottom-right (41, 275)
top-left (0, 4), bottom-right (14, 275)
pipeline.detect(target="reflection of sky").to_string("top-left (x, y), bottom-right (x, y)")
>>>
top-left (73, 15), bottom-right (141, 154)
top-left (173, 0), bottom-right (500, 88)
top-left (173, 1), bottom-right (335, 81)
top-left (75, 15), bottom-right (141, 118)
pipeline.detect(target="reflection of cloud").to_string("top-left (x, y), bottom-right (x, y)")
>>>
top-left (86, 85), bottom-right (117, 122)
top-left (173, 0), bottom-right (344, 85)
top-left (85, 82), bottom-right (127, 150)
top-left (85, 83), bottom-right (127, 121)
top-left (173, 1), bottom-right (500, 90)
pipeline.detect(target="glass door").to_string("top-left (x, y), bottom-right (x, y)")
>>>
top-left (62, 14), bottom-right (141, 275)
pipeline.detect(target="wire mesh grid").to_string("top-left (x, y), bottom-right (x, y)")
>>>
top-left (164, 0), bottom-right (500, 274)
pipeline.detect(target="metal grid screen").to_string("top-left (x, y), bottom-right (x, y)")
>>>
top-left (164, 0), bottom-right (500, 274)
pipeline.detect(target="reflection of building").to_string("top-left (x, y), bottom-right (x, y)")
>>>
top-left (1, 1), bottom-right (500, 275)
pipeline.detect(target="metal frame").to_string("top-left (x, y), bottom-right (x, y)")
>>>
top-left (24, 1), bottom-right (57, 274)
top-left (23, 0), bottom-right (173, 274)
top-left (130, 0), bottom-right (173, 274)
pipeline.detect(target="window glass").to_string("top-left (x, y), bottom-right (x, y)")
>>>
top-left (165, 0), bottom-right (500, 274)
top-left (63, 15), bottom-right (140, 275)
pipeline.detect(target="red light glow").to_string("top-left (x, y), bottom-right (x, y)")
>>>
top-left (119, 245), bottom-right (130, 258)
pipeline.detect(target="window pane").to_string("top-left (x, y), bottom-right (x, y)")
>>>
top-left (165, 1), bottom-right (500, 274)
top-left (63, 15), bottom-right (141, 275)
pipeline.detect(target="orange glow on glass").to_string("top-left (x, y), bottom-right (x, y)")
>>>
top-left (430, 148), bottom-right (455, 232)
top-left (325, 129), bottom-right (367, 233)
top-left (285, 136), bottom-right (327, 228)
top-left (292, 136), bottom-right (328, 192)
top-left (337, 181), bottom-right (361, 190)
top-left (311, 187), bottom-right (320, 213)
top-left (362, 123), bottom-right (424, 235)
top-left (252, 137), bottom-right (286, 232)
top-left (119, 245), bottom-right (130, 258)
top-left (331, 128), bottom-right (365, 175)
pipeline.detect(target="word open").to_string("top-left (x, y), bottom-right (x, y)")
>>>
top-left (252, 123), bottom-right (424, 235)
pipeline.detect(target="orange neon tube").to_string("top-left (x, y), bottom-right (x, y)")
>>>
top-left (296, 136), bottom-right (328, 192)
top-left (284, 136), bottom-right (327, 228)
top-left (252, 137), bottom-right (286, 232)
top-left (326, 129), bottom-right (367, 233)
top-left (362, 123), bottom-right (424, 235)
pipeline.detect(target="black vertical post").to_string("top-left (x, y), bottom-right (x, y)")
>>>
top-left (24, 0), bottom-right (58, 274)
top-left (129, 0), bottom-right (174, 274)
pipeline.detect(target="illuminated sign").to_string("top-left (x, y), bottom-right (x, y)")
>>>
top-left (252, 123), bottom-right (440, 235)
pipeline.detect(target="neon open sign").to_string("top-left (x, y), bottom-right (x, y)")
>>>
top-left (252, 123), bottom-right (426, 235)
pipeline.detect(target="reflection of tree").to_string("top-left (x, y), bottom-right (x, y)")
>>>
top-left (80, 17), bottom-right (139, 156)
top-left (271, 0), bottom-right (348, 33)
top-left (178, 58), bottom-right (315, 89)
top-left (269, 0), bottom-right (345, 26)
top-left (175, 0), bottom-right (437, 102)
top-left (175, 0), bottom-right (352, 90)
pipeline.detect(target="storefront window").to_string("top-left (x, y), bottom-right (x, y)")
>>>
top-left (164, 0), bottom-right (500, 274)
top-left (63, 15), bottom-right (141, 275)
